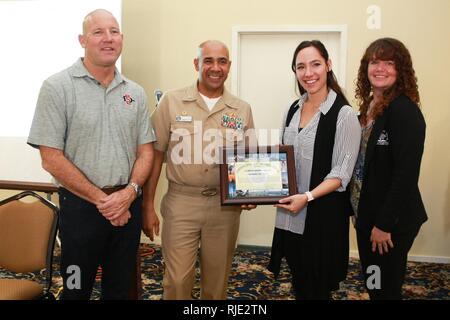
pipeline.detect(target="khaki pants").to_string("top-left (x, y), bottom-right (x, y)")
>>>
top-left (160, 183), bottom-right (241, 300)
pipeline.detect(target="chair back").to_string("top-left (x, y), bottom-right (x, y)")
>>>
top-left (0, 191), bottom-right (58, 274)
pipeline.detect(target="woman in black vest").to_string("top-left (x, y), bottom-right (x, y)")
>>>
top-left (268, 40), bottom-right (361, 299)
top-left (350, 38), bottom-right (427, 299)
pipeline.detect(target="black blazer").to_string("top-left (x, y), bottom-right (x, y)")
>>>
top-left (355, 94), bottom-right (427, 233)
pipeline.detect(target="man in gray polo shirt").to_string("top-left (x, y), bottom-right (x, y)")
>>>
top-left (27, 9), bottom-right (155, 300)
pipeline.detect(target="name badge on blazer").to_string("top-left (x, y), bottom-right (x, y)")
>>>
top-left (377, 130), bottom-right (389, 145)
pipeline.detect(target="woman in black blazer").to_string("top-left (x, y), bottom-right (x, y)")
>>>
top-left (350, 38), bottom-right (427, 300)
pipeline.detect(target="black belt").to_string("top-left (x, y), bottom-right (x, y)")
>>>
top-left (102, 185), bottom-right (127, 195)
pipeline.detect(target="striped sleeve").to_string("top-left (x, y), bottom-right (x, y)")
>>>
top-left (325, 105), bottom-right (361, 191)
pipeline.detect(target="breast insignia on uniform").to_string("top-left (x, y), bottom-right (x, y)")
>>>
top-left (221, 113), bottom-right (244, 130)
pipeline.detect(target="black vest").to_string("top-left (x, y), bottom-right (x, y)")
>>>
top-left (310, 93), bottom-right (347, 190)
top-left (291, 93), bottom-right (351, 287)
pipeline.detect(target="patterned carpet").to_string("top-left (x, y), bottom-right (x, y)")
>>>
top-left (2, 243), bottom-right (449, 300)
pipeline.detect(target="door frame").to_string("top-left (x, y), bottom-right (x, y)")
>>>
top-left (231, 25), bottom-right (348, 96)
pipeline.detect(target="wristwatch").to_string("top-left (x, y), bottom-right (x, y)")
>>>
top-left (305, 191), bottom-right (314, 202)
top-left (128, 182), bottom-right (142, 197)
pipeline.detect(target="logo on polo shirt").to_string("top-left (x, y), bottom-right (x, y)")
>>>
top-left (123, 93), bottom-right (135, 105)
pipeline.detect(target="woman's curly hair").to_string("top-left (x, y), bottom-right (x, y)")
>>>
top-left (355, 38), bottom-right (420, 125)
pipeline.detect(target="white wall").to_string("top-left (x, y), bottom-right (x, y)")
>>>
top-left (0, 0), bottom-right (121, 183)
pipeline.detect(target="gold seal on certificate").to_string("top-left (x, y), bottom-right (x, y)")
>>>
top-left (219, 145), bottom-right (298, 205)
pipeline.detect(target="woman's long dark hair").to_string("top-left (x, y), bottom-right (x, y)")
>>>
top-left (291, 40), bottom-right (349, 105)
top-left (355, 37), bottom-right (420, 125)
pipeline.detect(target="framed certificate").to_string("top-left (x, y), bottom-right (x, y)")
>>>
top-left (219, 145), bottom-right (298, 205)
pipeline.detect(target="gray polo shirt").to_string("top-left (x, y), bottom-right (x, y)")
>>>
top-left (28, 58), bottom-right (156, 187)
